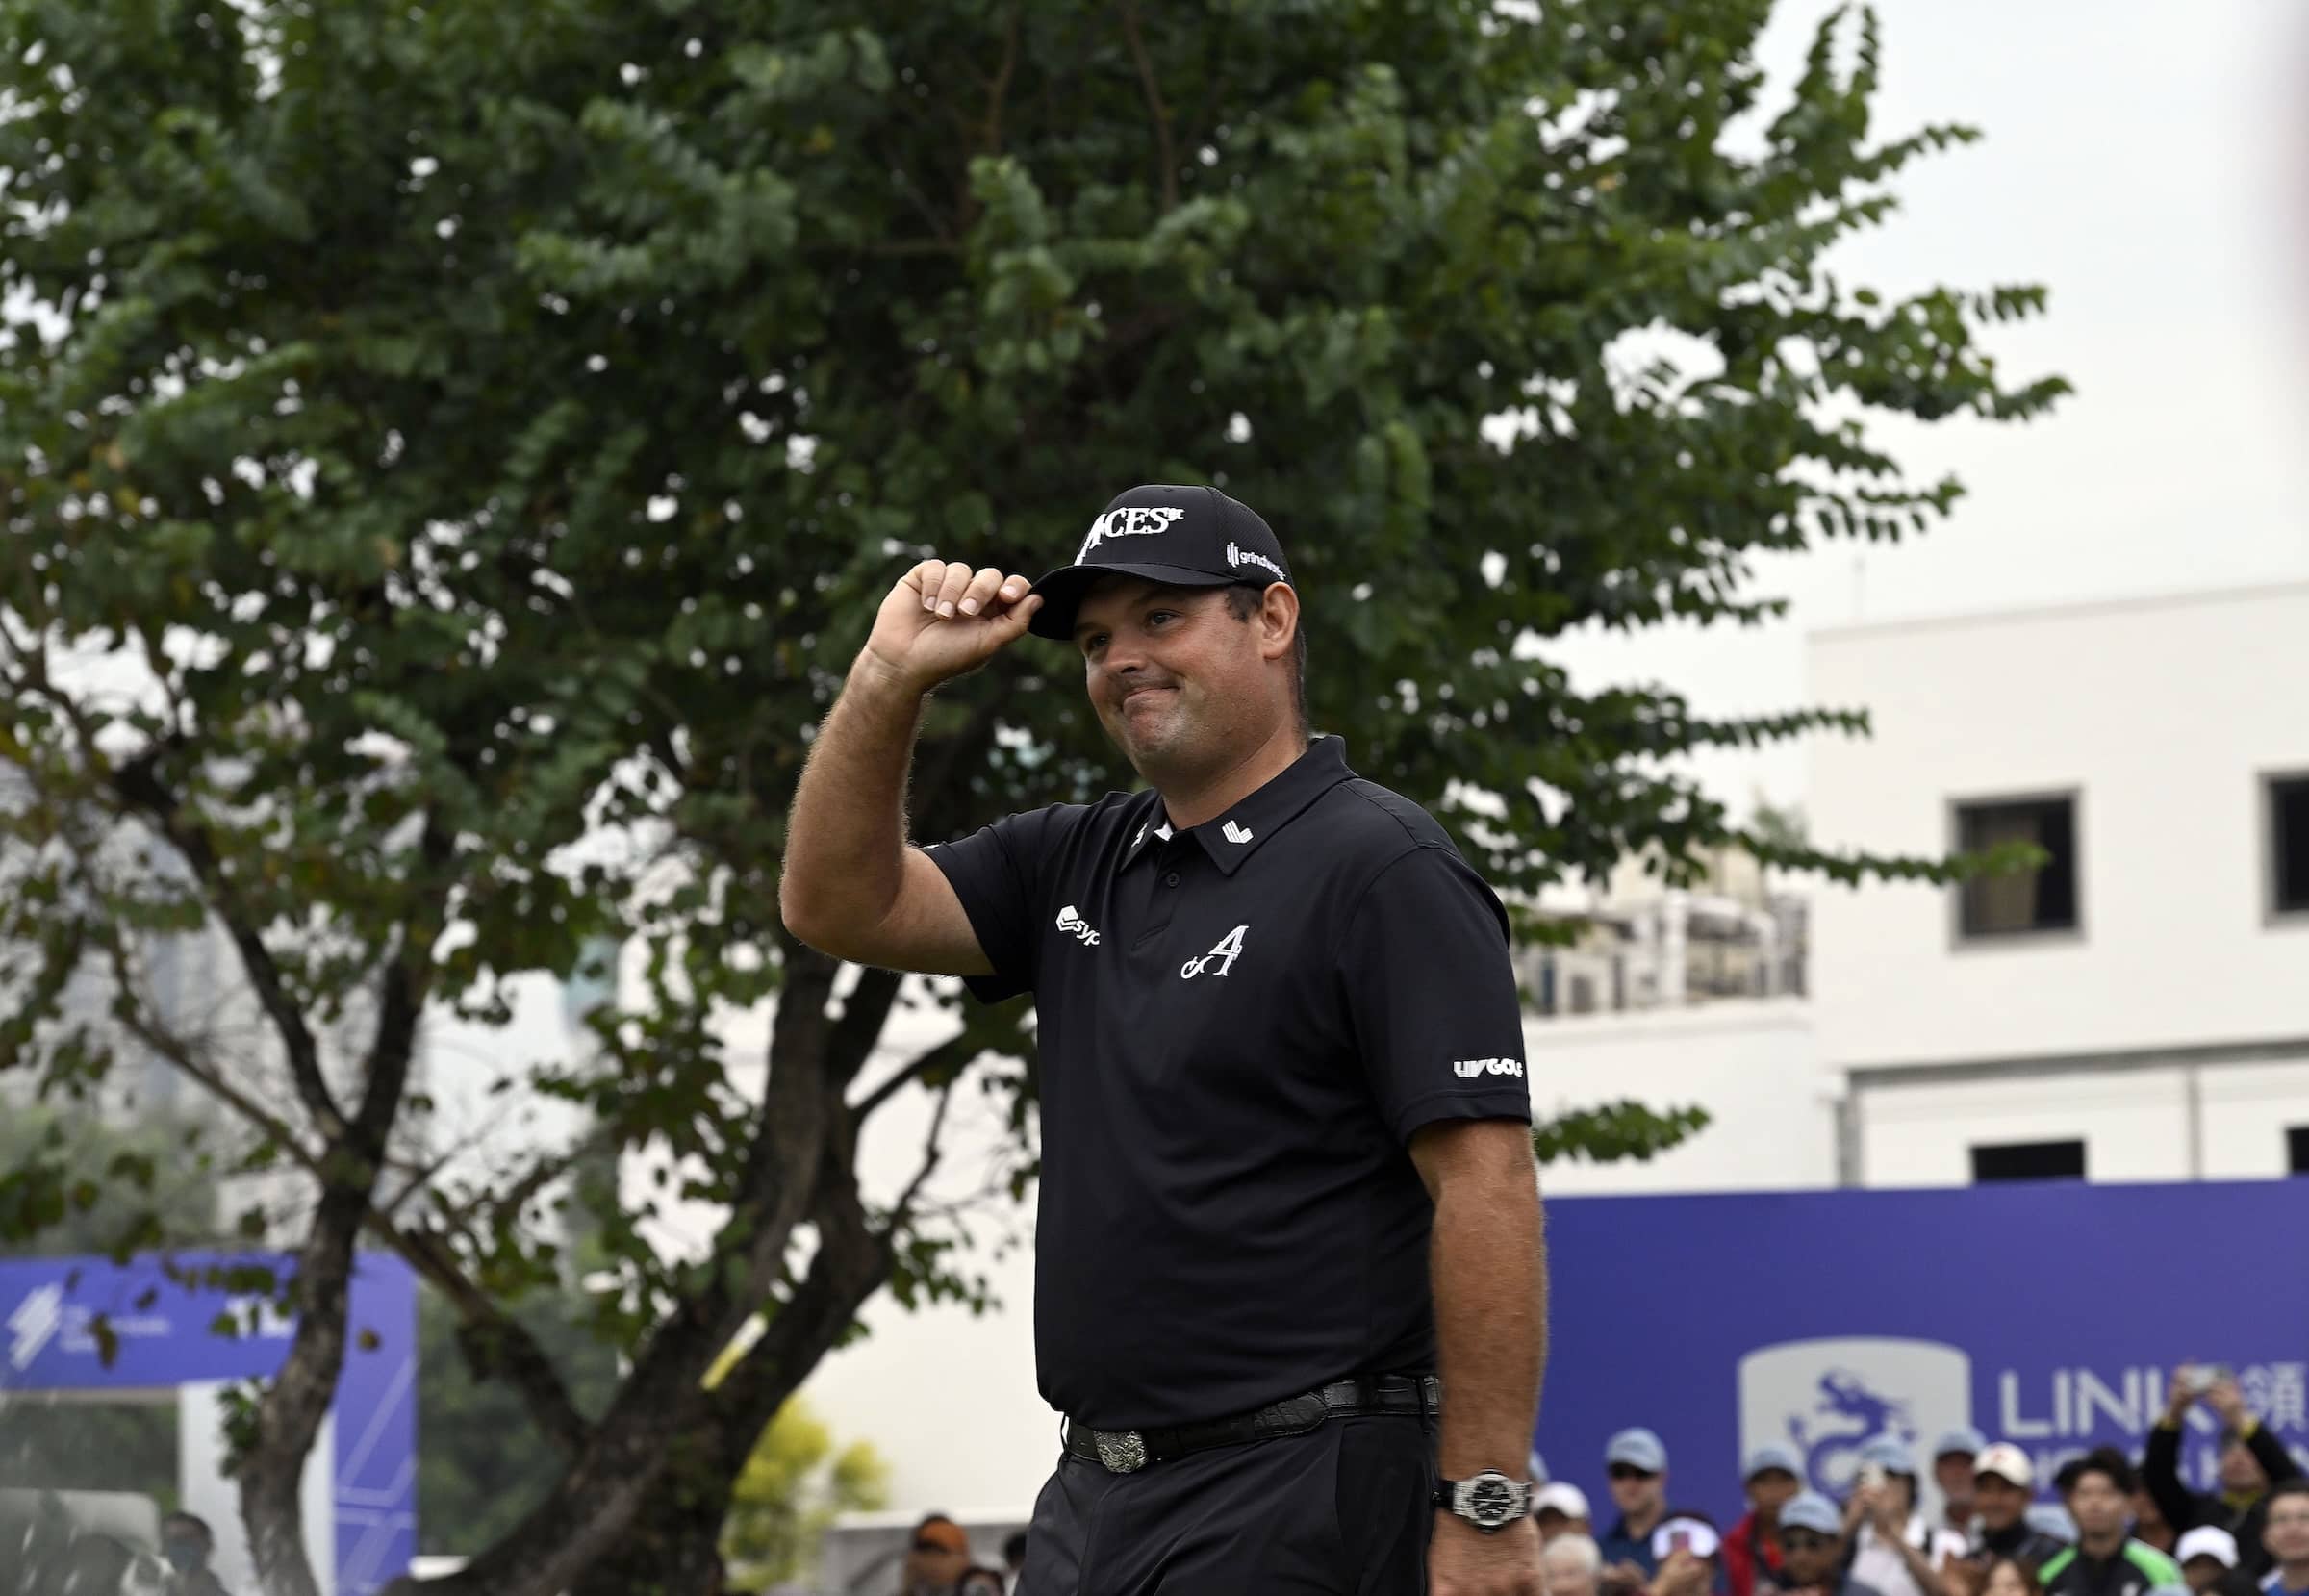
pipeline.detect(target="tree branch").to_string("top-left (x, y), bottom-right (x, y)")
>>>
top-left (1119, 0), bottom-right (1179, 212)
top-left (104, 751), bottom-right (348, 1138)
top-left (848, 1027), bottom-right (980, 1127)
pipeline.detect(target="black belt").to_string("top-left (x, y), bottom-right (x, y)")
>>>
top-left (1063, 1374), bottom-right (1441, 1474)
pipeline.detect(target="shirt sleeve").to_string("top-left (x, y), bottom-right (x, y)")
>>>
top-left (1335, 843), bottom-right (1534, 1143)
top-left (921, 806), bottom-right (1066, 1004)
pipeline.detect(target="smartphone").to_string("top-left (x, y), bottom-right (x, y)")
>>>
top-left (2183, 1364), bottom-right (2233, 1394)
top-left (1860, 1461), bottom-right (1888, 1490)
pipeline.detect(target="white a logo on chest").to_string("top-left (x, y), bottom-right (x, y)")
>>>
top-left (1180, 924), bottom-right (1249, 979)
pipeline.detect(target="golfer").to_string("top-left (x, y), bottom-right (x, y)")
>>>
top-left (781, 484), bottom-right (1547, 1595)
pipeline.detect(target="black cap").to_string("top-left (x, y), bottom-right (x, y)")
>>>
top-left (1026, 484), bottom-right (1293, 641)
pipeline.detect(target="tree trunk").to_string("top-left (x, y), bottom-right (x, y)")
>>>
top-left (565, 1428), bottom-right (736, 1596)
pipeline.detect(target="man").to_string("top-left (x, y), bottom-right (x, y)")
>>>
top-left (2040, 1449), bottom-right (2183, 1596)
top-left (2146, 1370), bottom-right (2303, 1580)
top-left (899, 1516), bottom-right (971, 1596)
top-left (1935, 1431), bottom-right (1987, 1540)
top-left (160, 1512), bottom-right (232, 1596)
top-left (1547, 1533), bottom-right (1606, 1596)
top-left (781, 486), bottom-right (1546, 1596)
top-left (1537, 1482), bottom-right (1596, 1544)
top-left (1729, 1443), bottom-right (1806, 1596)
top-left (1778, 1492), bottom-right (1888, 1596)
top-left (2263, 1481), bottom-right (2309, 1596)
top-left (1846, 1435), bottom-right (1966, 1596)
top-left (1969, 1444), bottom-right (2070, 1568)
top-left (1600, 1430), bottom-right (1675, 1581)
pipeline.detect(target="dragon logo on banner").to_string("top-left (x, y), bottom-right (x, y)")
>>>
top-left (1739, 1338), bottom-right (1974, 1495)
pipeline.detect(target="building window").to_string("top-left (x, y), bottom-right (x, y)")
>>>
top-left (2290, 1127), bottom-right (2309, 1176)
top-left (1972, 1140), bottom-right (2086, 1182)
top-left (1956, 795), bottom-right (2080, 938)
top-left (2271, 774), bottom-right (2309, 917)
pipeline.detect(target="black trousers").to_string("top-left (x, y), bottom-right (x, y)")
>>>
top-left (1018, 1413), bottom-right (1437, 1595)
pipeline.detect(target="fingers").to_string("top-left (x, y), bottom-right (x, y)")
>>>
top-left (906, 560), bottom-right (1038, 625)
top-left (957, 567), bottom-right (1019, 617)
top-left (927, 562), bottom-right (973, 618)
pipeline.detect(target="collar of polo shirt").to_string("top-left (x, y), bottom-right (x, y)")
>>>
top-left (1117, 736), bottom-right (1353, 876)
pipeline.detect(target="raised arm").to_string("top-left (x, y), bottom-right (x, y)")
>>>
top-left (2146, 1372), bottom-right (2205, 1531)
top-left (778, 560), bottom-right (1041, 974)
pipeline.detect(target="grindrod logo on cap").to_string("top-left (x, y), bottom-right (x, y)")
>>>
top-left (1078, 504), bottom-right (1185, 563)
top-left (1225, 542), bottom-right (1285, 582)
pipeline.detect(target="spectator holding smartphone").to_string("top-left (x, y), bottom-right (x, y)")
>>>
top-left (1846, 1436), bottom-right (1966, 1596)
top-left (2145, 1367), bottom-right (2303, 1580)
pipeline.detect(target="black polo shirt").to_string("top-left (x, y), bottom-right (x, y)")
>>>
top-left (925, 735), bottom-right (1533, 1431)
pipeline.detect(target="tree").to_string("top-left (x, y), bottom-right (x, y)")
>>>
top-left (0, 1), bottom-right (2064, 1592)
top-left (719, 1398), bottom-right (890, 1590)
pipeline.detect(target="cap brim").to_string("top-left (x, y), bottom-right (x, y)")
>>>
top-left (1025, 561), bottom-right (1245, 641)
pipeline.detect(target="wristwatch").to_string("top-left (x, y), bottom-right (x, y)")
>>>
top-left (1434, 1469), bottom-right (1533, 1533)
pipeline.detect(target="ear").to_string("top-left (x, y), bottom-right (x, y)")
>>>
top-left (1257, 582), bottom-right (1299, 663)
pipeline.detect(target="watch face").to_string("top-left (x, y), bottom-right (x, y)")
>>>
top-left (1467, 1474), bottom-right (1518, 1526)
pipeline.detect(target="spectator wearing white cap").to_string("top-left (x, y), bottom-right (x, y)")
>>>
top-left (1546, 1533), bottom-right (1606, 1596)
top-left (1967, 1444), bottom-right (2070, 1569)
top-left (1845, 1434), bottom-right (1966, 1596)
top-left (1777, 1491), bottom-right (1888, 1596)
top-left (1731, 1443), bottom-right (1807, 1596)
top-left (1935, 1430), bottom-right (1988, 1541)
top-left (1537, 1482), bottom-right (1596, 1545)
top-left (2175, 1526), bottom-right (2254, 1596)
top-left (1601, 1429), bottom-right (1675, 1583)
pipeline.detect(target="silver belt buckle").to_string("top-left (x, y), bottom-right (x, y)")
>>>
top-left (1093, 1430), bottom-right (1149, 1474)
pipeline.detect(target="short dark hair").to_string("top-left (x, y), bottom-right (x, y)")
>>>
top-left (162, 1512), bottom-right (215, 1545)
top-left (2060, 1447), bottom-right (2138, 1497)
top-left (1222, 583), bottom-right (1309, 737)
top-left (1002, 1530), bottom-right (1028, 1566)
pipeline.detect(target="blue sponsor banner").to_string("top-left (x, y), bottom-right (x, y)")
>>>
top-left (1540, 1181), bottom-right (2309, 1523)
top-left (0, 1250), bottom-right (417, 1595)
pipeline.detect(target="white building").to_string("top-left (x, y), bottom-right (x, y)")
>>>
top-left (1810, 579), bottom-right (2309, 1186)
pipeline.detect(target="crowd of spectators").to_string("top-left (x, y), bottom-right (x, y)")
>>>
top-left (1525, 1370), bottom-right (2307, 1596)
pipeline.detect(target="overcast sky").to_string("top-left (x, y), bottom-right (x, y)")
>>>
top-left (1545, 0), bottom-right (2309, 818)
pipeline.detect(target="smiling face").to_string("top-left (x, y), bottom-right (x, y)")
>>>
top-left (1974, 1475), bottom-right (2030, 1533)
top-left (1073, 577), bottom-right (1296, 781)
